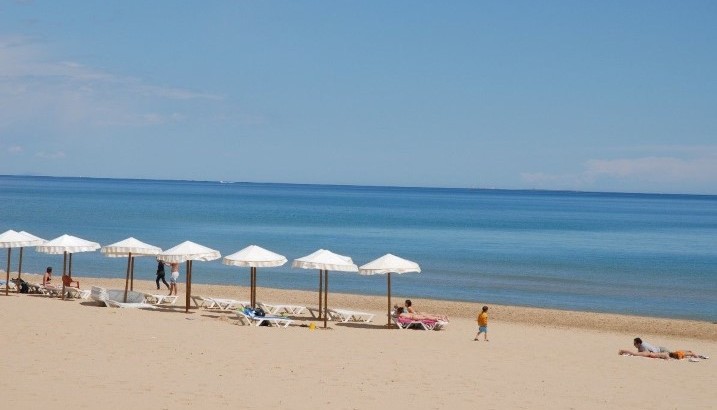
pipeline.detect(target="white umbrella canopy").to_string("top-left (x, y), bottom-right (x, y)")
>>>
top-left (359, 253), bottom-right (421, 327)
top-left (101, 237), bottom-right (162, 257)
top-left (158, 241), bottom-right (220, 263)
top-left (102, 237), bottom-right (162, 302)
top-left (359, 253), bottom-right (421, 275)
top-left (158, 241), bottom-right (221, 313)
top-left (36, 234), bottom-right (100, 254)
top-left (0, 230), bottom-right (41, 248)
top-left (223, 245), bottom-right (287, 268)
top-left (35, 234), bottom-right (100, 300)
top-left (293, 249), bottom-right (358, 328)
top-left (18, 231), bottom-right (47, 246)
top-left (0, 230), bottom-right (43, 294)
top-left (223, 245), bottom-right (287, 308)
top-left (292, 249), bottom-right (358, 272)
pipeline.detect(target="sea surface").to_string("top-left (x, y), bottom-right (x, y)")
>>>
top-left (1, 175), bottom-right (716, 321)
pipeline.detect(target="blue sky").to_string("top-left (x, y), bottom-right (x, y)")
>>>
top-left (0, 1), bottom-right (715, 194)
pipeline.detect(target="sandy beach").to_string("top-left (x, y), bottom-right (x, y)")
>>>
top-left (1, 274), bottom-right (715, 409)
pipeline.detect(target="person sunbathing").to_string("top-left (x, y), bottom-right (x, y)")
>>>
top-left (395, 306), bottom-right (448, 322)
top-left (618, 349), bottom-right (708, 360)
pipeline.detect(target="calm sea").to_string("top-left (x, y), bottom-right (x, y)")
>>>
top-left (1, 175), bottom-right (715, 321)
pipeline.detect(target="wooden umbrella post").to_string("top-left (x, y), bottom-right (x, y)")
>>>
top-left (387, 272), bottom-right (392, 327)
top-left (185, 260), bottom-right (192, 314)
top-left (251, 267), bottom-right (255, 308)
top-left (61, 251), bottom-right (67, 300)
top-left (323, 269), bottom-right (329, 328)
top-left (4, 248), bottom-right (10, 296)
top-left (318, 269), bottom-right (323, 319)
top-left (130, 256), bottom-right (135, 291)
top-left (123, 252), bottom-right (132, 303)
top-left (17, 247), bottom-right (24, 280)
top-left (252, 267), bottom-right (257, 308)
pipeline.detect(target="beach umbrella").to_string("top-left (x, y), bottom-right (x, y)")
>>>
top-left (292, 249), bottom-right (358, 328)
top-left (36, 234), bottom-right (100, 300)
top-left (101, 237), bottom-right (162, 303)
top-left (157, 241), bottom-right (221, 313)
top-left (359, 253), bottom-right (421, 327)
top-left (0, 230), bottom-right (45, 295)
top-left (223, 245), bottom-right (287, 308)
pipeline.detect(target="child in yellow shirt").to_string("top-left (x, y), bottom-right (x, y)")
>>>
top-left (474, 305), bottom-right (489, 341)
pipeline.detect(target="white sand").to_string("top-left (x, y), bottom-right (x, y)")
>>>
top-left (1, 275), bottom-right (714, 409)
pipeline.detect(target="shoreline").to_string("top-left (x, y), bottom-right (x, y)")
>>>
top-left (16, 273), bottom-right (716, 340)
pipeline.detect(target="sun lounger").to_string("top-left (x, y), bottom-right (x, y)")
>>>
top-left (206, 298), bottom-right (249, 311)
top-left (392, 315), bottom-right (447, 331)
top-left (236, 309), bottom-right (294, 328)
top-left (328, 308), bottom-right (375, 323)
top-left (306, 306), bottom-right (323, 319)
top-left (91, 286), bottom-right (155, 309)
top-left (146, 294), bottom-right (179, 305)
top-left (43, 284), bottom-right (64, 297)
top-left (258, 302), bottom-right (306, 316)
top-left (191, 295), bottom-right (214, 308)
top-left (0, 280), bottom-right (17, 292)
top-left (64, 287), bottom-right (90, 299)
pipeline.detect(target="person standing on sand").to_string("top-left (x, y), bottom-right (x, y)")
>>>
top-left (168, 262), bottom-right (179, 296)
top-left (156, 260), bottom-right (170, 290)
top-left (474, 306), bottom-right (489, 341)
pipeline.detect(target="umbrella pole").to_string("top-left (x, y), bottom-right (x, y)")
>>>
top-left (318, 269), bottom-right (323, 319)
top-left (323, 270), bottom-right (329, 328)
top-left (252, 267), bottom-right (257, 308)
top-left (4, 248), bottom-right (10, 296)
top-left (130, 256), bottom-right (135, 291)
top-left (62, 251), bottom-right (67, 300)
top-left (18, 247), bottom-right (24, 280)
top-left (123, 253), bottom-right (131, 303)
top-left (250, 267), bottom-right (254, 308)
top-left (185, 260), bottom-right (192, 314)
top-left (387, 272), bottom-right (392, 327)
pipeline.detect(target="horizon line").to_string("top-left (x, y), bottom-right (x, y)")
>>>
top-left (2, 173), bottom-right (715, 198)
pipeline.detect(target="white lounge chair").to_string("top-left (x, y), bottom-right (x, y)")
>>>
top-left (64, 287), bottom-right (90, 299)
top-left (328, 308), bottom-right (375, 323)
top-left (147, 294), bottom-right (179, 305)
top-left (392, 314), bottom-right (447, 331)
top-left (91, 286), bottom-right (155, 309)
top-left (258, 302), bottom-right (306, 316)
top-left (205, 297), bottom-right (249, 311)
top-left (236, 309), bottom-right (294, 328)
top-left (191, 295), bottom-right (214, 308)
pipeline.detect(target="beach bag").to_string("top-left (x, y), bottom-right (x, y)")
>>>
top-left (253, 307), bottom-right (266, 317)
top-left (20, 282), bottom-right (29, 293)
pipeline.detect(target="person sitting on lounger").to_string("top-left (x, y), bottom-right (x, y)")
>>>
top-left (404, 299), bottom-right (416, 313)
top-left (395, 306), bottom-right (448, 322)
top-left (62, 272), bottom-right (80, 288)
top-left (42, 266), bottom-right (52, 286)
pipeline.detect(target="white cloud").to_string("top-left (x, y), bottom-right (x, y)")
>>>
top-left (35, 151), bottom-right (66, 159)
top-left (521, 147), bottom-right (717, 192)
top-left (0, 35), bottom-right (221, 130)
top-left (8, 145), bottom-right (23, 154)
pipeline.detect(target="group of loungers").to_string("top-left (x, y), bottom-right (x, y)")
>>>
top-left (4, 281), bottom-right (448, 330)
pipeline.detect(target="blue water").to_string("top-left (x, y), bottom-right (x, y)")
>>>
top-left (1, 175), bottom-right (716, 321)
